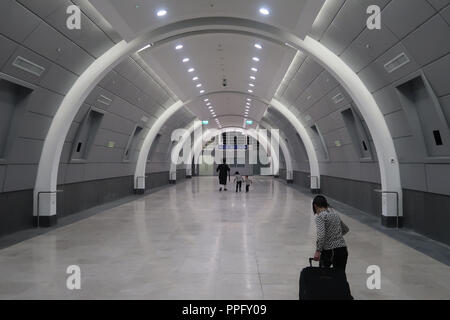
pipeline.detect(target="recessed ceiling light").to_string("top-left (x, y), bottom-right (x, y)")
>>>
top-left (188, 68), bottom-right (194, 72)
top-left (193, 77), bottom-right (199, 81)
top-left (255, 43), bottom-right (262, 49)
top-left (182, 58), bottom-right (190, 63)
top-left (196, 84), bottom-right (202, 88)
top-left (251, 68), bottom-right (258, 72)
top-left (156, 9), bottom-right (167, 17)
top-left (249, 83), bottom-right (255, 87)
top-left (252, 57), bottom-right (260, 62)
top-left (175, 44), bottom-right (183, 50)
top-left (259, 7), bottom-right (270, 15)
top-left (250, 76), bottom-right (256, 80)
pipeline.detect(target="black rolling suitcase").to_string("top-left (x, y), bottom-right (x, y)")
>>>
top-left (299, 258), bottom-right (353, 300)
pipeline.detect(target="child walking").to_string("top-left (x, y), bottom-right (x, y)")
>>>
top-left (233, 172), bottom-right (243, 192)
top-left (244, 176), bottom-right (253, 193)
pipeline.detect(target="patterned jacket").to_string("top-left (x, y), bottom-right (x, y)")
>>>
top-left (315, 209), bottom-right (349, 252)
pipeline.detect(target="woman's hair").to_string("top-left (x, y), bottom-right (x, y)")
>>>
top-left (312, 195), bottom-right (329, 214)
top-left (235, 171), bottom-right (240, 175)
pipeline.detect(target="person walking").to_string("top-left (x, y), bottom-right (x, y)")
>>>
top-left (244, 176), bottom-right (252, 193)
top-left (216, 159), bottom-right (230, 191)
top-left (312, 195), bottom-right (349, 271)
top-left (233, 172), bottom-right (243, 192)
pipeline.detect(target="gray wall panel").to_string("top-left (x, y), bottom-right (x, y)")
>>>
top-left (3, 164), bottom-right (37, 192)
top-left (425, 164), bottom-right (450, 195)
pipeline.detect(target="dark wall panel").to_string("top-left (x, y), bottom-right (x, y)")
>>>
top-left (0, 189), bottom-right (33, 237)
top-left (1, 172), bottom-right (174, 238)
top-left (319, 175), bottom-right (382, 217)
top-left (293, 171), bottom-right (310, 189)
top-left (177, 169), bottom-right (186, 181)
top-left (57, 175), bottom-right (134, 217)
top-left (145, 171), bottom-right (170, 190)
top-left (403, 189), bottom-right (450, 246)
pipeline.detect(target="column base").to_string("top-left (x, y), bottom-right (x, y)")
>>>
top-left (311, 188), bottom-right (321, 194)
top-left (287, 179), bottom-right (294, 184)
top-left (186, 175), bottom-right (192, 179)
top-left (381, 216), bottom-right (403, 228)
top-left (134, 188), bottom-right (145, 195)
top-left (169, 180), bottom-right (176, 184)
top-left (33, 215), bottom-right (57, 228)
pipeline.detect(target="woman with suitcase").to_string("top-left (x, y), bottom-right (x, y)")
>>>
top-left (312, 195), bottom-right (349, 271)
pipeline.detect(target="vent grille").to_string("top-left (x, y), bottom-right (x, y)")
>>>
top-left (97, 95), bottom-right (112, 106)
top-left (332, 92), bottom-right (344, 104)
top-left (384, 53), bottom-right (410, 74)
top-left (12, 56), bottom-right (45, 76)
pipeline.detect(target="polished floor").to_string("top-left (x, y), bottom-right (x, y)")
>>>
top-left (0, 176), bottom-right (449, 300)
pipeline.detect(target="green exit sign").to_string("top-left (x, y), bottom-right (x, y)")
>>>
top-left (202, 120), bottom-right (209, 125)
top-left (246, 120), bottom-right (253, 125)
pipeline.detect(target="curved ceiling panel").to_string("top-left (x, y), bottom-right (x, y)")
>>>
top-left (90, 0), bottom-right (324, 41)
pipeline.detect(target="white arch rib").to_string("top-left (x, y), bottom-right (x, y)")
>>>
top-left (168, 120), bottom-right (202, 181)
top-left (259, 120), bottom-right (294, 181)
top-left (188, 127), bottom-right (280, 177)
top-left (34, 17), bottom-right (401, 220)
top-left (270, 99), bottom-right (321, 188)
top-left (134, 100), bottom-right (185, 190)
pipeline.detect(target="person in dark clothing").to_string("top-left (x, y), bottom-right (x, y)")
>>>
top-left (312, 195), bottom-right (349, 271)
top-left (216, 159), bottom-right (230, 191)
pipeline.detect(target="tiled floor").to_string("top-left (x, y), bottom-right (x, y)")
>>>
top-left (0, 176), bottom-right (449, 299)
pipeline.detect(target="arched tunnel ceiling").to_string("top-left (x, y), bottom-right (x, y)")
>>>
top-left (89, 0), bottom-right (325, 128)
top-left (89, 0), bottom-right (324, 41)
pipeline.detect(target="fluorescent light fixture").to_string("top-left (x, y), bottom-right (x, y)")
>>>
top-left (200, 90), bottom-right (205, 93)
top-left (208, 106), bottom-right (212, 109)
top-left (156, 9), bottom-right (167, 17)
top-left (188, 68), bottom-right (194, 72)
top-left (250, 76), bottom-right (256, 80)
top-left (137, 44), bottom-right (151, 53)
top-left (182, 58), bottom-right (190, 63)
top-left (196, 84), bottom-right (202, 87)
top-left (248, 89), bottom-right (253, 93)
top-left (175, 44), bottom-right (183, 50)
top-left (252, 57), bottom-right (260, 62)
top-left (259, 8), bottom-right (270, 15)
top-left (251, 68), bottom-right (258, 72)
top-left (249, 83), bottom-right (255, 87)
top-left (255, 43), bottom-right (262, 49)
top-left (193, 77), bottom-right (199, 81)
top-left (247, 98), bottom-right (252, 101)
top-left (204, 99), bottom-right (209, 102)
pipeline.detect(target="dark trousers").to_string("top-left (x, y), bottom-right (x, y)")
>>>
top-left (320, 247), bottom-right (348, 271)
top-left (246, 184), bottom-right (250, 192)
top-left (236, 182), bottom-right (242, 192)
